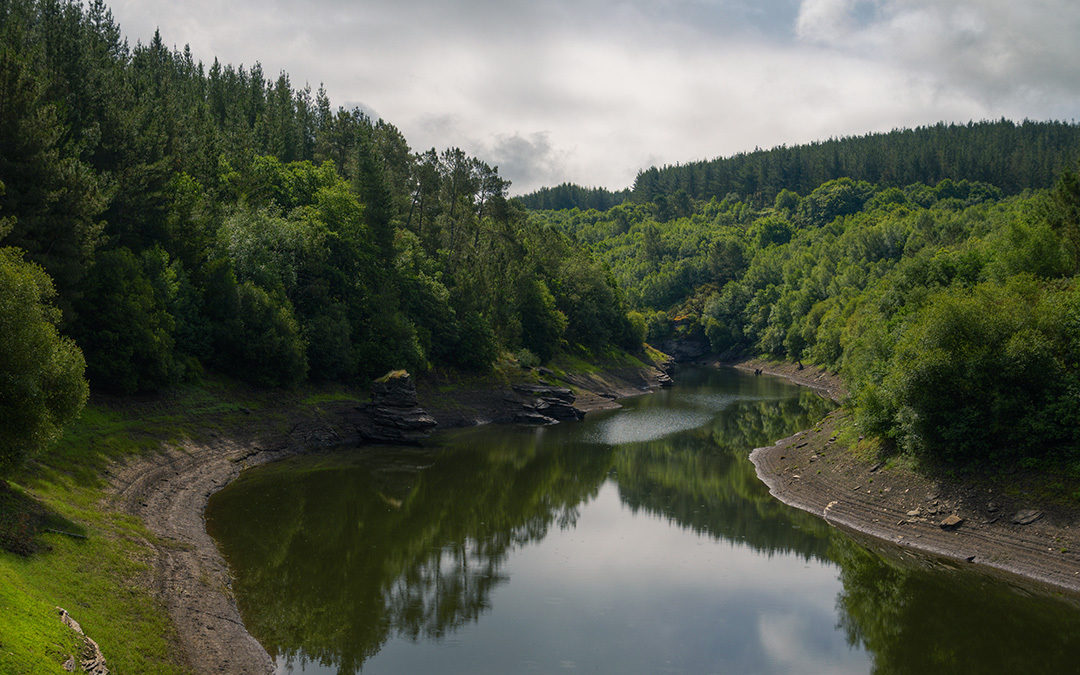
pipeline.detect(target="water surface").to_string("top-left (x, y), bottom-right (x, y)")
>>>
top-left (207, 367), bottom-right (1080, 674)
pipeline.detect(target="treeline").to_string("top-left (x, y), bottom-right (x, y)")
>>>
top-left (534, 168), bottom-right (1080, 467)
top-left (519, 121), bottom-right (1080, 213)
top-left (516, 182), bottom-right (630, 211)
top-left (632, 120), bottom-right (1080, 208)
top-left (0, 0), bottom-right (640, 471)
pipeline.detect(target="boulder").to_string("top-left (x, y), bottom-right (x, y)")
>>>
top-left (939, 514), bottom-right (964, 530)
top-left (370, 370), bottom-right (420, 408)
top-left (515, 411), bottom-right (559, 425)
top-left (535, 398), bottom-right (585, 422)
top-left (1011, 509), bottom-right (1043, 526)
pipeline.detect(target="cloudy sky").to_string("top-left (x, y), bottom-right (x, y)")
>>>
top-left (107, 0), bottom-right (1080, 194)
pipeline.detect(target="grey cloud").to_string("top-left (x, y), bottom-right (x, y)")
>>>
top-left (796, 0), bottom-right (1080, 106)
top-left (478, 132), bottom-right (567, 195)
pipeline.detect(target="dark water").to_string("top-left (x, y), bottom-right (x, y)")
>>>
top-left (206, 368), bottom-right (1080, 674)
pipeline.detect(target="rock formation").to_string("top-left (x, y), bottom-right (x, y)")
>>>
top-left (509, 383), bottom-right (586, 425)
top-left (353, 371), bottom-right (437, 444)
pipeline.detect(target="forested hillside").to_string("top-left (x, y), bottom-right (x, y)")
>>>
top-left (0, 0), bottom-right (641, 473)
top-left (533, 165), bottom-right (1080, 467)
top-left (519, 121), bottom-right (1080, 213)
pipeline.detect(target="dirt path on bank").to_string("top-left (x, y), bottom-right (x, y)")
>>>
top-left (105, 366), bottom-right (671, 674)
top-left (737, 358), bottom-right (1080, 596)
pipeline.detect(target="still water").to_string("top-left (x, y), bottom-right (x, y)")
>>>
top-left (206, 368), bottom-right (1080, 674)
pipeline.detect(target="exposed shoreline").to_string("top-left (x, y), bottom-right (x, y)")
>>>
top-left (106, 365), bottom-right (671, 674)
top-left (107, 356), bottom-right (1080, 673)
top-left (739, 358), bottom-right (1080, 597)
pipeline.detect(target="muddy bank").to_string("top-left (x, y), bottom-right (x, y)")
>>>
top-left (746, 368), bottom-right (1080, 596)
top-left (106, 364), bottom-right (671, 674)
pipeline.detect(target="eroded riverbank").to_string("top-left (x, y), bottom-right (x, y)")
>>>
top-left (740, 358), bottom-right (1080, 596)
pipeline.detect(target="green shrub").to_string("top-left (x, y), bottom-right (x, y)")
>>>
top-left (0, 248), bottom-right (87, 476)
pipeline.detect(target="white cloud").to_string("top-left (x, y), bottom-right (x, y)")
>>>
top-left (105, 0), bottom-right (1080, 194)
top-left (795, 0), bottom-right (867, 41)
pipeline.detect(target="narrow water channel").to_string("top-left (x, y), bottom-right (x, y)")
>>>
top-left (206, 367), bottom-right (1080, 674)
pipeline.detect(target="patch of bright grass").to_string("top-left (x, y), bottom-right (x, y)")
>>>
top-left (0, 477), bottom-right (187, 674)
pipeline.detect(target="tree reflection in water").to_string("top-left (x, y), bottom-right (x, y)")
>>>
top-left (207, 367), bottom-right (1080, 674)
top-left (833, 537), bottom-right (1080, 674)
top-left (208, 434), bottom-right (614, 673)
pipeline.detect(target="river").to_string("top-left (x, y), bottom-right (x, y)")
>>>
top-left (206, 367), bottom-right (1080, 674)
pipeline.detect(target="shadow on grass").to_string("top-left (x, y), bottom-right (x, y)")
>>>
top-left (0, 481), bottom-right (87, 556)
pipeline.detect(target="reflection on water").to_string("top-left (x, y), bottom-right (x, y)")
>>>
top-left (206, 367), bottom-right (1080, 674)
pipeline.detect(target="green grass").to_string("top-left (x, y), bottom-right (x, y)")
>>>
top-left (0, 375), bottom-right (296, 674)
top-left (549, 346), bottom-right (652, 377)
top-left (0, 473), bottom-right (188, 674)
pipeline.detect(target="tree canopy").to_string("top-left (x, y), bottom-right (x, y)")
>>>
top-left (0, 0), bottom-right (641, 400)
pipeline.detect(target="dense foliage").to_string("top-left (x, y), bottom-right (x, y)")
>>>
top-left (534, 164), bottom-right (1080, 466)
top-left (0, 0), bottom-right (640, 408)
top-left (0, 246), bottom-right (87, 475)
top-left (518, 182), bottom-right (630, 211)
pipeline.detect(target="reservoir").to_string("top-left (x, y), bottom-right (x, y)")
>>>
top-left (206, 367), bottom-right (1080, 673)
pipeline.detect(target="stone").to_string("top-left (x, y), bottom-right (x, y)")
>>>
top-left (906, 508), bottom-right (921, 517)
top-left (536, 399), bottom-right (586, 422)
top-left (940, 514), bottom-right (963, 530)
top-left (371, 371), bottom-right (419, 408)
top-left (1011, 509), bottom-right (1043, 525)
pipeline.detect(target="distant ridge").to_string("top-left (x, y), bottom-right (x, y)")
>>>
top-left (520, 120), bottom-right (1080, 210)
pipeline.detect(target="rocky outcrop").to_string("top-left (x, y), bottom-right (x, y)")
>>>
top-left (509, 383), bottom-right (586, 425)
top-left (352, 371), bottom-right (438, 444)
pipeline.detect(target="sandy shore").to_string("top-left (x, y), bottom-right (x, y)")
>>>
top-left (105, 365), bottom-right (671, 674)
top-left (740, 358), bottom-right (1080, 596)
